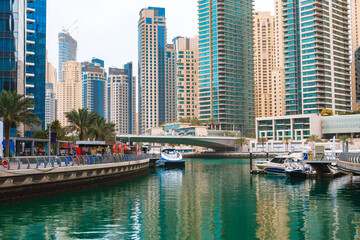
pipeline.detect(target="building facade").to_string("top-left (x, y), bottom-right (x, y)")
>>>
top-left (174, 36), bottom-right (199, 121)
top-left (57, 61), bottom-right (82, 127)
top-left (352, 0), bottom-right (360, 107)
top-left (26, 0), bottom-right (47, 132)
top-left (0, 0), bottom-right (26, 95)
top-left (355, 47), bottom-right (360, 104)
top-left (45, 83), bottom-right (56, 128)
top-left (283, 0), bottom-right (351, 115)
top-left (108, 63), bottom-right (136, 134)
top-left (254, 12), bottom-right (275, 118)
top-left (58, 31), bottom-right (77, 82)
top-left (272, 0), bottom-right (285, 117)
top-left (256, 114), bottom-right (322, 141)
top-left (165, 44), bottom-right (176, 123)
top-left (138, 7), bottom-right (167, 133)
top-left (197, 0), bottom-right (255, 134)
top-left (82, 59), bottom-right (106, 117)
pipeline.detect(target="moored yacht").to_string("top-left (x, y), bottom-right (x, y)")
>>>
top-left (156, 148), bottom-right (185, 168)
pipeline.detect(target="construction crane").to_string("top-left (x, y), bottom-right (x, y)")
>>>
top-left (62, 19), bottom-right (79, 35)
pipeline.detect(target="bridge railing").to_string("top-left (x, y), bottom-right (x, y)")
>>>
top-left (338, 152), bottom-right (360, 164)
top-left (0, 153), bottom-right (149, 171)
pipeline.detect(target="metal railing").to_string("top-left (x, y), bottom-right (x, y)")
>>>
top-left (339, 152), bottom-right (360, 164)
top-left (0, 153), bottom-right (148, 171)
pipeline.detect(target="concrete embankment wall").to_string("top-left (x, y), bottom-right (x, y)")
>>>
top-left (0, 159), bottom-right (149, 203)
top-left (183, 153), bottom-right (277, 159)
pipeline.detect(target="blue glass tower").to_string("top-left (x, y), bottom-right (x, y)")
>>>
top-left (82, 59), bottom-right (106, 117)
top-left (26, 0), bottom-right (47, 131)
top-left (58, 32), bottom-right (77, 82)
top-left (0, 0), bottom-right (26, 93)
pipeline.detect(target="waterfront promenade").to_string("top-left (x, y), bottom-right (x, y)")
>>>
top-left (0, 154), bottom-right (149, 202)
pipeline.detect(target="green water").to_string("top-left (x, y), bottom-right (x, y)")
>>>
top-left (1, 159), bottom-right (360, 239)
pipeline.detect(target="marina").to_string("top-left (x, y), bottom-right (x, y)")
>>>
top-left (1, 158), bottom-right (360, 239)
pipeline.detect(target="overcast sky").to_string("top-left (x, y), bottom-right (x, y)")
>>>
top-left (46, 0), bottom-right (274, 75)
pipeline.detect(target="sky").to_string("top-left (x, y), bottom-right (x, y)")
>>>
top-left (47, 0), bottom-right (274, 75)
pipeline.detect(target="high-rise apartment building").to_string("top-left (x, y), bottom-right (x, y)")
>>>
top-left (82, 58), bottom-right (106, 117)
top-left (351, 0), bottom-right (360, 107)
top-left (283, 0), bottom-right (351, 115)
top-left (26, 0), bottom-right (47, 132)
top-left (272, 0), bottom-right (285, 117)
top-left (254, 12), bottom-right (275, 118)
top-left (165, 44), bottom-right (176, 123)
top-left (57, 61), bottom-right (82, 127)
top-left (45, 53), bottom-right (57, 128)
top-left (174, 36), bottom-right (199, 121)
top-left (108, 63), bottom-right (136, 134)
top-left (0, 0), bottom-right (47, 135)
top-left (197, 0), bottom-right (255, 134)
top-left (45, 83), bottom-right (56, 128)
top-left (58, 31), bottom-right (77, 82)
top-left (355, 47), bottom-right (360, 104)
top-left (138, 7), bottom-right (167, 133)
top-left (0, 0), bottom-right (26, 95)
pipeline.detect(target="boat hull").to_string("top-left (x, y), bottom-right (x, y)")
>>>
top-left (156, 159), bottom-right (185, 168)
top-left (285, 170), bottom-right (307, 178)
top-left (264, 167), bottom-right (286, 175)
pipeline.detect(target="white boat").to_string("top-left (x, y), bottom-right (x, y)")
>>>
top-left (257, 153), bottom-right (311, 175)
top-left (156, 148), bottom-right (185, 168)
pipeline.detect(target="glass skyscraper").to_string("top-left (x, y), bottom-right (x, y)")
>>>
top-left (283, 0), bottom-right (351, 115)
top-left (0, 0), bottom-right (26, 94)
top-left (197, 0), bottom-right (255, 135)
top-left (58, 31), bottom-right (77, 82)
top-left (26, 0), bottom-right (47, 131)
top-left (138, 7), bottom-right (167, 134)
top-left (82, 58), bottom-right (106, 117)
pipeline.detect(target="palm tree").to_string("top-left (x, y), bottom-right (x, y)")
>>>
top-left (90, 116), bottom-right (116, 141)
top-left (258, 137), bottom-right (268, 152)
top-left (50, 119), bottom-right (66, 140)
top-left (207, 117), bottom-right (218, 130)
top-left (337, 135), bottom-right (351, 143)
top-left (306, 134), bottom-right (322, 151)
top-left (65, 108), bottom-right (98, 140)
top-left (283, 137), bottom-right (291, 152)
top-left (0, 91), bottom-right (41, 157)
top-left (235, 137), bottom-right (248, 153)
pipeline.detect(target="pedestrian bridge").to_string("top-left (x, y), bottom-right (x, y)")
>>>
top-left (116, 135), bottom-right (239, 151)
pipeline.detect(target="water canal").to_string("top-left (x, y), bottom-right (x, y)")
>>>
top-left (1, 158), bottom-right (360, 239)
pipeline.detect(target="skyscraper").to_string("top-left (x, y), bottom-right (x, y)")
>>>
top-left (254, 12), bottom-right (275, 118)
top-left (272, 0), bottom-right (285, 117)
top-left (58, 31), bottom-right (77, 82)
top-left (351, 0), bottom-right (360, 107)
top-left (26, 0), bottom-right (47, 132)
top-left (197, 0), bottom-right (255, 135)
top-left (82, 58), bottom-right (106, 117)
top-left (174, 36), bottom-right (199, 121)
top-left (0, 0), bottom-right (26, 95)
top-left (57, 61), bottom-right (82, 127)
top-left (45, 52), bottom-right (57, 128)
top-left (283, 0), bottom-right (351, 115)
top-left (138, 7), bottom-right (167, 133)
top-left (108, 63), bottom-right (136, 134)
top-left (45, 83), bottom-right (56, 128)
top-left (165, 44), bottom-right (176, 123)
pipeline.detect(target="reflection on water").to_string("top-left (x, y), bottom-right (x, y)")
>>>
top-left (0, 159), bottom-right (360, 239)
